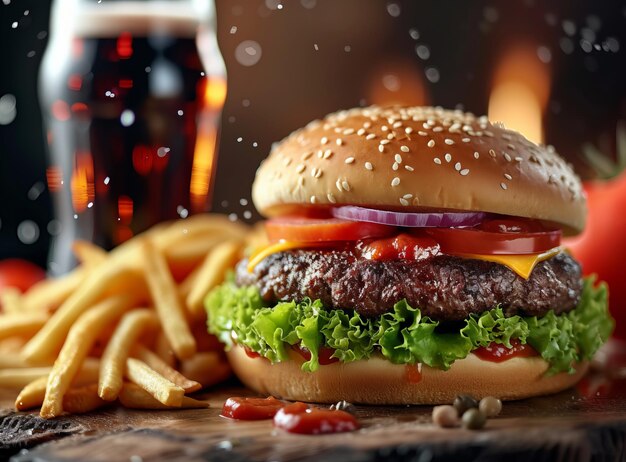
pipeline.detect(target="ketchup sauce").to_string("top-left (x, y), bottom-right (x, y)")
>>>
top-left (473, 339), bottom-right (538, 362)
top-left (404, 364), bottom-right (423, 384)
top-left (293, 345), bottom-right (339, 365)
top-left (359, 233), bottom-right (440, 261)
top-left (221, 396), bottom-right (285, 420)
top-left (273, 402), bottom-right (360, 435)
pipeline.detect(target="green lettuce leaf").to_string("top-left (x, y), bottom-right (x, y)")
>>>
top-left (205, 277), bottom-right (612, 374)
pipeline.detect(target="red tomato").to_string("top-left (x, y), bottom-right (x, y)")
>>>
top-left (473, 339), bottom-right (538, 363)
top-left (265, 217), bottom-right (395, 243)
top-left (564, 173), bottom-right (626, 340)
top-left (221, 396), bottom-right (286, 420)
top-left (425, 218), bottom-right (561, 255)
top-left (0, 259), bottom-right (46, 294)
top-left (273, 402), bottom-right (360, 434)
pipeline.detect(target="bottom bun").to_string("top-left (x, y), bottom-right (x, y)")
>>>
top-left (227, 345), bottom-right (588, 404)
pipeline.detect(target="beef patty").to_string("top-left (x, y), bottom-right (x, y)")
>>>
top-left (236, 250), bottom-right (582, 321)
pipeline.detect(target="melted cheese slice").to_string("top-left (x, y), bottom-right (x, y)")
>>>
top-left (248, 241), bottom-right (562, 280)
top-left (456, 247), bottom-right (562, 279)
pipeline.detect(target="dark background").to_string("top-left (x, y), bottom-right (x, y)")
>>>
top-left (1, 0), bottom-right (625, 268)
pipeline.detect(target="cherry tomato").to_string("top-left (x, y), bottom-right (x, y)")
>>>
top-left (265, 217), bottom-right (396, 243)
top-left (273, 402), bottom-right (360, 434)
top-left (473, 339), bottom-right (538, 363)
top-left (221, 396), bottom-right (286, 420)
top-left (424, 218), bottom-right (561, 255)
top-left (0, 259), bottom-right (46, 293)
top-left (359, 233), bottom-right (440, 261)
top-left (565, 173), bottom-right (626, 340)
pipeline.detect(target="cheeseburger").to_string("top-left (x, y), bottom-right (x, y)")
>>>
top-left (207, 106), bottom-right (613, 404)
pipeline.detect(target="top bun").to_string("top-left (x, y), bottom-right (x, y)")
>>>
top-left (252, 106), bottom-right (586, 233)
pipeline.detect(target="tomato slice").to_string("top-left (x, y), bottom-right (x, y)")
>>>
top-left (265, 217), bottom-right (396, 243)
top-left (424, 218), bottom-right (561, 255)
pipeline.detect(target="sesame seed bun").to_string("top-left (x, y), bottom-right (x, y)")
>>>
top-left (252, 106), bottom-right (586, 233)
top-left (227, 344), bottom-right (588, 404)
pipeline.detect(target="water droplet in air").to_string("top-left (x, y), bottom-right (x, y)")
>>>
top-left (235, 40), bottom-right (262, 66)
top-left (177, 109), bottom-right (184, 116)
top-left (47, 220), bottom-right (61, 236)
top-left (425, 67), bottom-right (440, 83)
top-left (157, 147), bottom-right (170, 157)
top-left (386, 2), bottom-right (401, 17)
top-left (120, 109), bottom-right (135, 126)
top-left (415, 44), bottom-right (430, 60)
top-left (382, 74), bottom-right (400, 92)
top-left (17, 220), bottom-right (39, 244)
top-left (409, 28), bottom-right (419, 40)
top-left (0, 94), bottom-right (17, 125)
top-left (27, 182), bottom-right (44, 200)
top-left (537, 46), bottom-right (552, 63)
top-left (11, 21), bottom-right (18, 29)
top-left (300, 0), bottom-right (316, 9)
top-left (230, 26), bottom-right (237, 34)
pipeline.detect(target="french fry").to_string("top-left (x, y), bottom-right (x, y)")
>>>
top-left (99, 309), bottom-right (158, 401)
top-left (21, 267), bottom-right (88, 313)
top-left (0, 367), bottom-right (52, 389)
top-left (0, 287), bottom-right (25, 314)
top-left (63, 384), bottom-right (107, 414)
top-left (40, 295), bottom-right (134, 419)
top-left (133, 345), bottom-right (201, 393)
top-left (119, 383), bottom-right (209, 410)
top-left (186, 240), bottom-right (242, 317)
top-left (15, 358), bottom-right (100, 411)
top-left (154, 331), bottom-right (176, 367)
top-left (141, 241), bottom-right (196, 360)
top-left (178, 264), bottom-right (201, 300)
top-left (163, 235), bottom-right (229, 278)
top-left (21, 259), bottom-right (142, 364)
top-left (0, 312), bottom-right (49, 340)
top-left (125, 358), bottom-right (184, 406)
top-left (0, 356), bottom-right (51, 369)
top-left (150, 214), bottom-right (247, 250)
top-left (180, 351), bottom-right (232, 388)
top-left (72, 240), bottom-right (108, 266)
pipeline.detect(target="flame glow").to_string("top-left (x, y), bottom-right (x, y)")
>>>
top-left (70, 151), bottom-right (95, 213)
top-left (488, 47), bottom-right (550, 144)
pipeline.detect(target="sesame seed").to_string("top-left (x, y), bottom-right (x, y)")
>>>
top-left (405, 165), bottom-right (415, 171)
top-left (343, 128), bottom-right (355, 135)
top-left (345, 157), bottom-right (355, 164)
top-left (391, 177), bottom-right (400, 187)
top-left (515, 156), bottom-right (523, 162)
top-left (455, 162), bottom-right (461, 171)
top-left (365, 162), bottom-right (373, 170)
top-left (395, 154), bottom-right (403, 163)
top-left (403, 193), bottom-right (413, 199)
top-left (297, 176), bottom-right (305, 188)
top-left (405, 127), bottom-right (414, 134)
top-left (366, 133), bottom-right (376, 140)
top-left (363, 121), bottom-right (371, 129)
top-left (444, 138), bottom-right (455, 145)
top-left (462, 138), bottom-right (471, 143)
top-left (380, 139), bottom-right (390, 145)
top-left (474, 152), bottom-right (480, 159)
top-left (392, 162), bottom-right (399, 170)
top-left (342, 180), bottom-right (351, 191)
top-left (445, 153), bottom-right (452, 162)
top-left (317, 150), bottom-right (323, 158)
top-left (484, 130), bottom-right (494, 137)
top-left (378, 145), bottom-right (385, 153)
top-left (434, 158), bottom-right (442, 165)
top-left (336, 138), bottom-right (343, 146)
top-left (321, 137), bottom-right (328, 145)
top-left (296, 164), bottom-right (306, 174)
top-left (336, 179), bottom-right (343, 192)
top-left (310, 195), bottom-right (317, 204)
top-left (387, 133), bottom-right (394, 140)
top-left (460, 168), bottom-right (470, 176)
top-left (327, 193), bottom-right (337, 203)
top-left (500, 182), bottom-right (508, 190)
top-left (283, 158), bottom-right (292, 166)
top-left (508, 143), bottom-right (516, 150)
top-left (433, 127), bottom-right (443, 132)
top-left (504, 173), bottom-right (512, 180)
top-left (418, 131), bottom-right (428, 136)
top-left (393, 121), bottom-right (402, 128)
top-left (427, 140), bottom-right (435, 148)
top-left (323, 149), bottom-right (333, 159)
top-left (504, 153), bottom-right (512, 162)
top-left (423, 122), bottom-right (430, 129)
top-left (489, 149), bottom-right (496, 158)
top-left (400, 145), bottom-right (409, 152)
top-left (357, 128), bottom-right (366, 136)
top-left (302, 152), bottom-right (313, 160)
top-left (399, 198), bottom-right (409, 206)
top-left (381, 125), bottom-right (389, 132)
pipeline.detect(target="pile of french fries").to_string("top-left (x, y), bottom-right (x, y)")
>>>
top-left (0, 214), bottom-right (260, 419)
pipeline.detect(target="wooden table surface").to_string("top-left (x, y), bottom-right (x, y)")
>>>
top-left (1, 370), bottom-right (625, 462)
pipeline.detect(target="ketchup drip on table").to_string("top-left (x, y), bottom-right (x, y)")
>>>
top-left (473, 339), bottom-right (538, 362)
top-left (221, 396), bottom-right (285, 420)
top-left (273, 402), bottom-right (360, 435)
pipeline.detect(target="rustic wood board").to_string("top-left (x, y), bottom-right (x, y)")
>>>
top-left (2, 372), bottom-right (626, 462)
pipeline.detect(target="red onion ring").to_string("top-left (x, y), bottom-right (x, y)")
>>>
top-left (332, 206), bottom-right (486, 228)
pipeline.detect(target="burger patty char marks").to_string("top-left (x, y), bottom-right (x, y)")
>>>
top-left (236, 250), bottom-right (582, 321)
